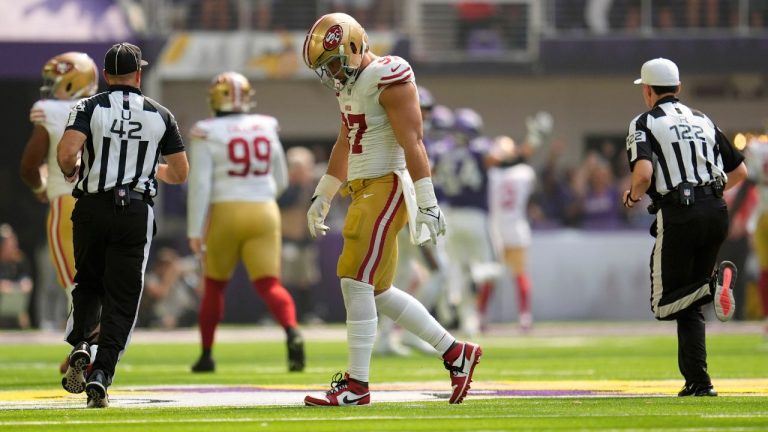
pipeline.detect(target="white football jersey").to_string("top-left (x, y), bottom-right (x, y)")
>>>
top-left (187, 113), bottom-right (288, 238)
top-left (337, 55), bottom-right (414, 181)
top-left (746, 138), bottom-right (768, 213)
top-left (30, 99), bottom-right (79, 199)
top-left (488, 163), bottom-right (536, 247)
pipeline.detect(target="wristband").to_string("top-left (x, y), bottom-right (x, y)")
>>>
top-left (313, 174), bottom-right (342, 200)
top-left (414, 177), bottom-right (438, 208)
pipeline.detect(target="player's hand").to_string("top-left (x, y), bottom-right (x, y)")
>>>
top-left (416, 205), bottom-right (446, 245)
top-left (189, 237), bottom-right (206, 255)
top-left (307, 195), bottom-right (332, 238)
top-left (34, 191), bottom-right (48, 203)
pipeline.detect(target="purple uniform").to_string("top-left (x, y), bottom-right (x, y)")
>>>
top-left (434, 136), bottom-right (491, 210)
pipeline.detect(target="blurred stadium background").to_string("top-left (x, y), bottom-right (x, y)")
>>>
top-left (2, 0), bottom-right (768, 331)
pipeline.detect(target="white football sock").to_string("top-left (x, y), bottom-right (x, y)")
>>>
top-left (375, 286), bottom-right (455, 356)
top-left (341, 278), bottom-right (377, 382)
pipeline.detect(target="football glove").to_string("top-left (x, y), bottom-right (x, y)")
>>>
top-left (416, 205), bottom-right (446, 245)
top-left (307, 174), bottom-right (342, 238)
top-left (307, 195), bottom-right (332, 237)
top-left (414, 177), bottom-right (447, 245)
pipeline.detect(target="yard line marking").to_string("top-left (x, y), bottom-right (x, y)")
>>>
top-left (1, 379), bottom-right (766, 410)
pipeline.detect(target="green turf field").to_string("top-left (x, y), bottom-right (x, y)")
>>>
top-left (1, 324), bottom-right (766, 431)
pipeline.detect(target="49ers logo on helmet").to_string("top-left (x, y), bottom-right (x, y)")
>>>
top-left (55, 61), bottom-right (74, 75)
top-left (323, 25), bottom-right (343, 51)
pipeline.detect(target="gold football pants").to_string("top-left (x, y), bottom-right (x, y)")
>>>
top-left (205, 201), bottom-right (281, 281)
top-left (337, 173), bottom-right (408, 294)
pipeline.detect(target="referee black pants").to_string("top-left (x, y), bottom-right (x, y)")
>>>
top-left (66, 194), bottom-right (155, 380)
top-left (650, 196), bottom-right (728, 386)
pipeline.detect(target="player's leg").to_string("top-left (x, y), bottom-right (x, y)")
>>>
top-left (375, 230), bottom-right (417, 357)
top-left (341, 176), bottom-right (405, 382)
top-left (49, 195), bottom-right (84, 373)
top-left (242, 201), bottom-right (303, 372)
top-left (305, 174), bottom-right (403, 406)
top-left (48, 196), bottom-right (77, 299)
top-left (374, 283), bottom-right (482, 403)
top-left (754, 212), bottom-right (768, 329)
top-left (461, 209), bottom-right (497, 337)
top-left (193, 203), bottom-right (240, 372)
top-left (504, 247), bottom-right (532, 330)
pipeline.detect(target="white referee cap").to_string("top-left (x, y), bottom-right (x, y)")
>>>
top-left (634, 58), bottom-right (680, 86)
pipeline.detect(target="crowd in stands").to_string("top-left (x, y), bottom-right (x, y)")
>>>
top-left (159, 1), bottom-right (768, 33)
top-left (170, 0), bottom-right (398, 31)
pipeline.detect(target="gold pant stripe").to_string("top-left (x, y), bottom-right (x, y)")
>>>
top-left (356, 176), bottom-right (403, 284)
top-left (47, 195), bottom-right (75, 288)
top-left (337, 173), bottom-right (408, 292)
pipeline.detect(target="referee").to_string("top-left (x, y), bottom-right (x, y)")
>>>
top-left (57, 42), bottom-right (188, 408)
top-left (623, 58), bottom-right (747, 397)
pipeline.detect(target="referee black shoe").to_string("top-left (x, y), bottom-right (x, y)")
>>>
top-left (61, 341), bottom-right (90, 394)
top-left (287, 328), bottom-right (305, 372)
top-left (678, 383), bottom-right (718, 397)
top-left (713, 261), bottom-right (737, 322)
top-left (85, 369), bottom-right (110, 408)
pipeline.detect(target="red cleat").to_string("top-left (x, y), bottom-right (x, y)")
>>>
top-left (304, 372), bottom-right (370, 406)
top-left (443, 341), bottom-right (482, 404)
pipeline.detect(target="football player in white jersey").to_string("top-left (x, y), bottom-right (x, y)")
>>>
top-left (487, 136), bottom-right (537, 331)
top-left (745, 135), bottom-right (768, 332)
top-left (19, 52), bottom-right (99, 373)
top-left (301, 13), bottom-right (481, 406)
top-left (187, 72), bottom-right (304, 373)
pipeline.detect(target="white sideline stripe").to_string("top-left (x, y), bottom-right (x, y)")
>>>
top-left (2, 412), bottom-right (767, 426)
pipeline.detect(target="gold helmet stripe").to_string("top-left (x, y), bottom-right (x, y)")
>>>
top-left (303, 15), bottom-right (326, 67)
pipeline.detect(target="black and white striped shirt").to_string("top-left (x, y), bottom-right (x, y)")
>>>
top-left (626, 96), bottom-right (744, 200)
top-left (65, 85), bottom-right (184, 197)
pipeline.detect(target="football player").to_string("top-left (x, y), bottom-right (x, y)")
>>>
top-left (301, 13), bottom-right (481, 406)
top-left (187, 72), bottom-right (304, 373)
top-left (433, 108), bottom-right (499, 337)
top-left (19, 52), bottom-right (100, 373)
top-left (745, 135), bottom-right (768, 333)
top-left (487, 136), bottom-right (537, 331)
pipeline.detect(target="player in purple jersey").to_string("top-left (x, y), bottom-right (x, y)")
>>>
top-left (434, 108), bottom-right (500, 337)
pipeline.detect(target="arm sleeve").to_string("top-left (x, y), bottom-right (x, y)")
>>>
top-left (186, 138), bottom-right (213, 238)
top-left (626, 114), bottom-right (653, 171)
top-left (160, 112), bottom-right (185, 156)
top-left (270, 139), bottom-right (289, 197)
top-left (65, 98), bottom-right (95, 137)
top-left (714, 125), bottom-right (745, 172)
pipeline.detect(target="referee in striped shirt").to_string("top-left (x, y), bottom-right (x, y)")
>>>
top-left (57, 42), bottom-right (188, 408)
top-left (623, 58), bottom-right (747, 397)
